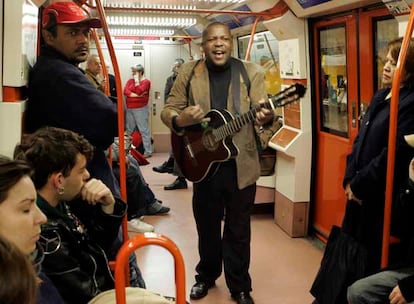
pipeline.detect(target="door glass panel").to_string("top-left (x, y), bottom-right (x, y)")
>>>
top-left (319, 26), bottom-right (348, 137)
top-left (374, 18), bottom-right (399, 91)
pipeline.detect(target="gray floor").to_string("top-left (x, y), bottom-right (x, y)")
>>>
top-left (132, 153), bottom-right (323, 304)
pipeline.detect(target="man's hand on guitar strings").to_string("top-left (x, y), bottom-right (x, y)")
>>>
top-left (255, 99), bottom-right (274, 126)
top-left (176, 104), bottom-right (211, 128)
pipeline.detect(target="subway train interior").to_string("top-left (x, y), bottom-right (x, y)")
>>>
top-left (1, 0), bottom-right (414, 303)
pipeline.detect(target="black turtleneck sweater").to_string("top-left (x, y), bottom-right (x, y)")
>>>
top-left (206, 58), bottom-right (232, 110)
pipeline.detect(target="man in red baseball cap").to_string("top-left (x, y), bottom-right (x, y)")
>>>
top-left (26, 2), bottom-right (146, 299)
top-left (39, 1), bottom-right (101, 64)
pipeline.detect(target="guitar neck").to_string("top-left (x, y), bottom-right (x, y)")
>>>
top-left (213, 102), bottom-right (272, 141)
top-left (212, 83), bottom-right (304, 141)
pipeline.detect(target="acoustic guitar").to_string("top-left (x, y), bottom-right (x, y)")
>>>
top-left (171, 83), bottom-right (306, 183)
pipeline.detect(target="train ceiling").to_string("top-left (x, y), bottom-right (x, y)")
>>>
top-left (97, 0), bottom-right (278, 37)
top-left (93, 0), bottom-right (390, 37)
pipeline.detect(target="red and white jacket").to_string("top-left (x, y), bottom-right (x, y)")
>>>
top-left (123, 77), bottom-right (151, 108)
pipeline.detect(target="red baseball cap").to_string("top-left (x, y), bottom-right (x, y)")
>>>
top-left (42, 2), bottom-right (101, 29)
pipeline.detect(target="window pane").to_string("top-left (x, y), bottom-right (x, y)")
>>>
top-left (320, 26), bottom-right (348, 137)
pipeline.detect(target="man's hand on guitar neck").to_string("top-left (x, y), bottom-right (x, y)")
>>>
top-left (255, 99), bottom-right (274, 126)
top-left (175, 105), bottom-right (210, 128)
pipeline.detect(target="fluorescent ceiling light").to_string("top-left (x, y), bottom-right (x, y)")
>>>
top-left (102, 0), bottom-right (243, 9)
top-left (107, 15), bottom-right (196, 28)
top-left (109, 27), bottom-right (175, 36)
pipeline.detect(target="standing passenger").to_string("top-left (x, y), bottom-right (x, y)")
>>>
top-left (124, 64), bottom-right (153, 158)
top-left (25, 1), bottom-right (144, 289)
top-left (85, 54), bottom-right (105, 92)
top-left (153, 58), bottom-right (188, 190)
top-left (161, 22), bottom-right (280, 304)
top-left (311, 37), bottom-right (414, 304)
top-left (26, 1), bottom-right (118, 195)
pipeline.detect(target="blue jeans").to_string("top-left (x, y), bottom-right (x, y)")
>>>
top-left (110, 229), bottom-right (146, 288)
top-left (127, 105), bottom-right (153, 154)
top-left (112, 155), bottom-right (156, 220)
top-left (347, 268), bottom-right (414, 303)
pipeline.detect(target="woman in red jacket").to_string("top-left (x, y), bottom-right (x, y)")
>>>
top-left (123, 64), bottom-right (153, 158)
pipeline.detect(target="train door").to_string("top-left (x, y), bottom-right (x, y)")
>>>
top-left (148, 44), bottom-right (183, 143)
top-left (311, 7), bottom-right (398, 239)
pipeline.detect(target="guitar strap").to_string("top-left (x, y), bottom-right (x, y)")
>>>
top-left (231, 58), bottom-right (251, 115)
top-left (185, 59), bottom-right (202, 104)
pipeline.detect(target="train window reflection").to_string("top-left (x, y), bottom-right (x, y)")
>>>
top-left (238, 31), bottom-right (281, 95)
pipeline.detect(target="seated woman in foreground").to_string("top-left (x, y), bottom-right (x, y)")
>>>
top-left (0, 156), bottom-right (63, 303)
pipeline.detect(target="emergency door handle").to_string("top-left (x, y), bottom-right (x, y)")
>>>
top-left (152, 91), bottom-right (160, 116)
top-left (152, 102), bottom-right (156, 116)
top-left (351, 101), bottom-right (356, 128)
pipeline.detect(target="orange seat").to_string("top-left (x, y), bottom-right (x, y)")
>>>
top-left (114, 233), bottom-right (186, 304)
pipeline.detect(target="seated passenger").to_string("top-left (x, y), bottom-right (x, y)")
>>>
top-left (111, 134), bottom-right (170, 233)
top-left (0, 156), bottom-right (64, 304)
top-left (14, 127), bottom-right (127, 304)
top-left (347, 153), bottom-right (414, 304)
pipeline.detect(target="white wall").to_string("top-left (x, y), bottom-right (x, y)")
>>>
top-left (0, 0), bottom-right (37, 157)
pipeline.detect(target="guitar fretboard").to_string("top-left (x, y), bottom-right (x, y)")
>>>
top-left (212, 84), bottom-right (303, 142)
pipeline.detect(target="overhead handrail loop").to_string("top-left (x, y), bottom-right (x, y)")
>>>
top-left (382, 9), bottom-right (414, 267)
top-left (90, 29), bottom-right (114, 166)
top-left (114, 233), bottom-right (186, 304)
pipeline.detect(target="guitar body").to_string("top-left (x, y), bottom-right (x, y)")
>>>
top-left (171, 109), bottom-right (239, 183)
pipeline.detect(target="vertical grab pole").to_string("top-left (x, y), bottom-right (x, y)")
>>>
top-left (244, 17), bottom-right (261, 61)
top-left (90, 29), bottom-right (113, 165)
top-left (91, 30), bottom-right (110, 97)
top-left (382, 9), bottom-right (414, 267)
top-left (92, 0), bottom-right (130, 284)
top-left (92, 0), bottom-right (128, 238)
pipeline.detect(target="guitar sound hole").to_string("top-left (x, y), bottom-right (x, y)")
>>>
top-left (202, 130), bottom-right (218, 151)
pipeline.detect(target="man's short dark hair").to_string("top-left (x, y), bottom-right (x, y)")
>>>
top-left (14, 127), bottom-right (94, 189)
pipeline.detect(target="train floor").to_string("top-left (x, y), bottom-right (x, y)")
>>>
top-left (133, 153), bottom-right (323, 304)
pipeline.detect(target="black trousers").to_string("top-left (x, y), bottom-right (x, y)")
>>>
top-left (192, 160), bottom-right (256, 293)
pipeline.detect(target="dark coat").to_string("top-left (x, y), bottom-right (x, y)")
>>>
top-left (26, 46), bottom-right (119, 195)
top-left (342, 86), bottom-right (414, 273)
top-left (391, 178), bottom-right (414, 302)
top-left (37, 195), bottom-right (126, 304)
top-left (164, 73), bottom-right (177, 101)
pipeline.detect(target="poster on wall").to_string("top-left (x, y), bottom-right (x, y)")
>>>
top-left (296, 0), bottom-right (332, 9)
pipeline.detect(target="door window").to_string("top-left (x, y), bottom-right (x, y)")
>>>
top-left (319, 26), bottom-right (348, 137)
